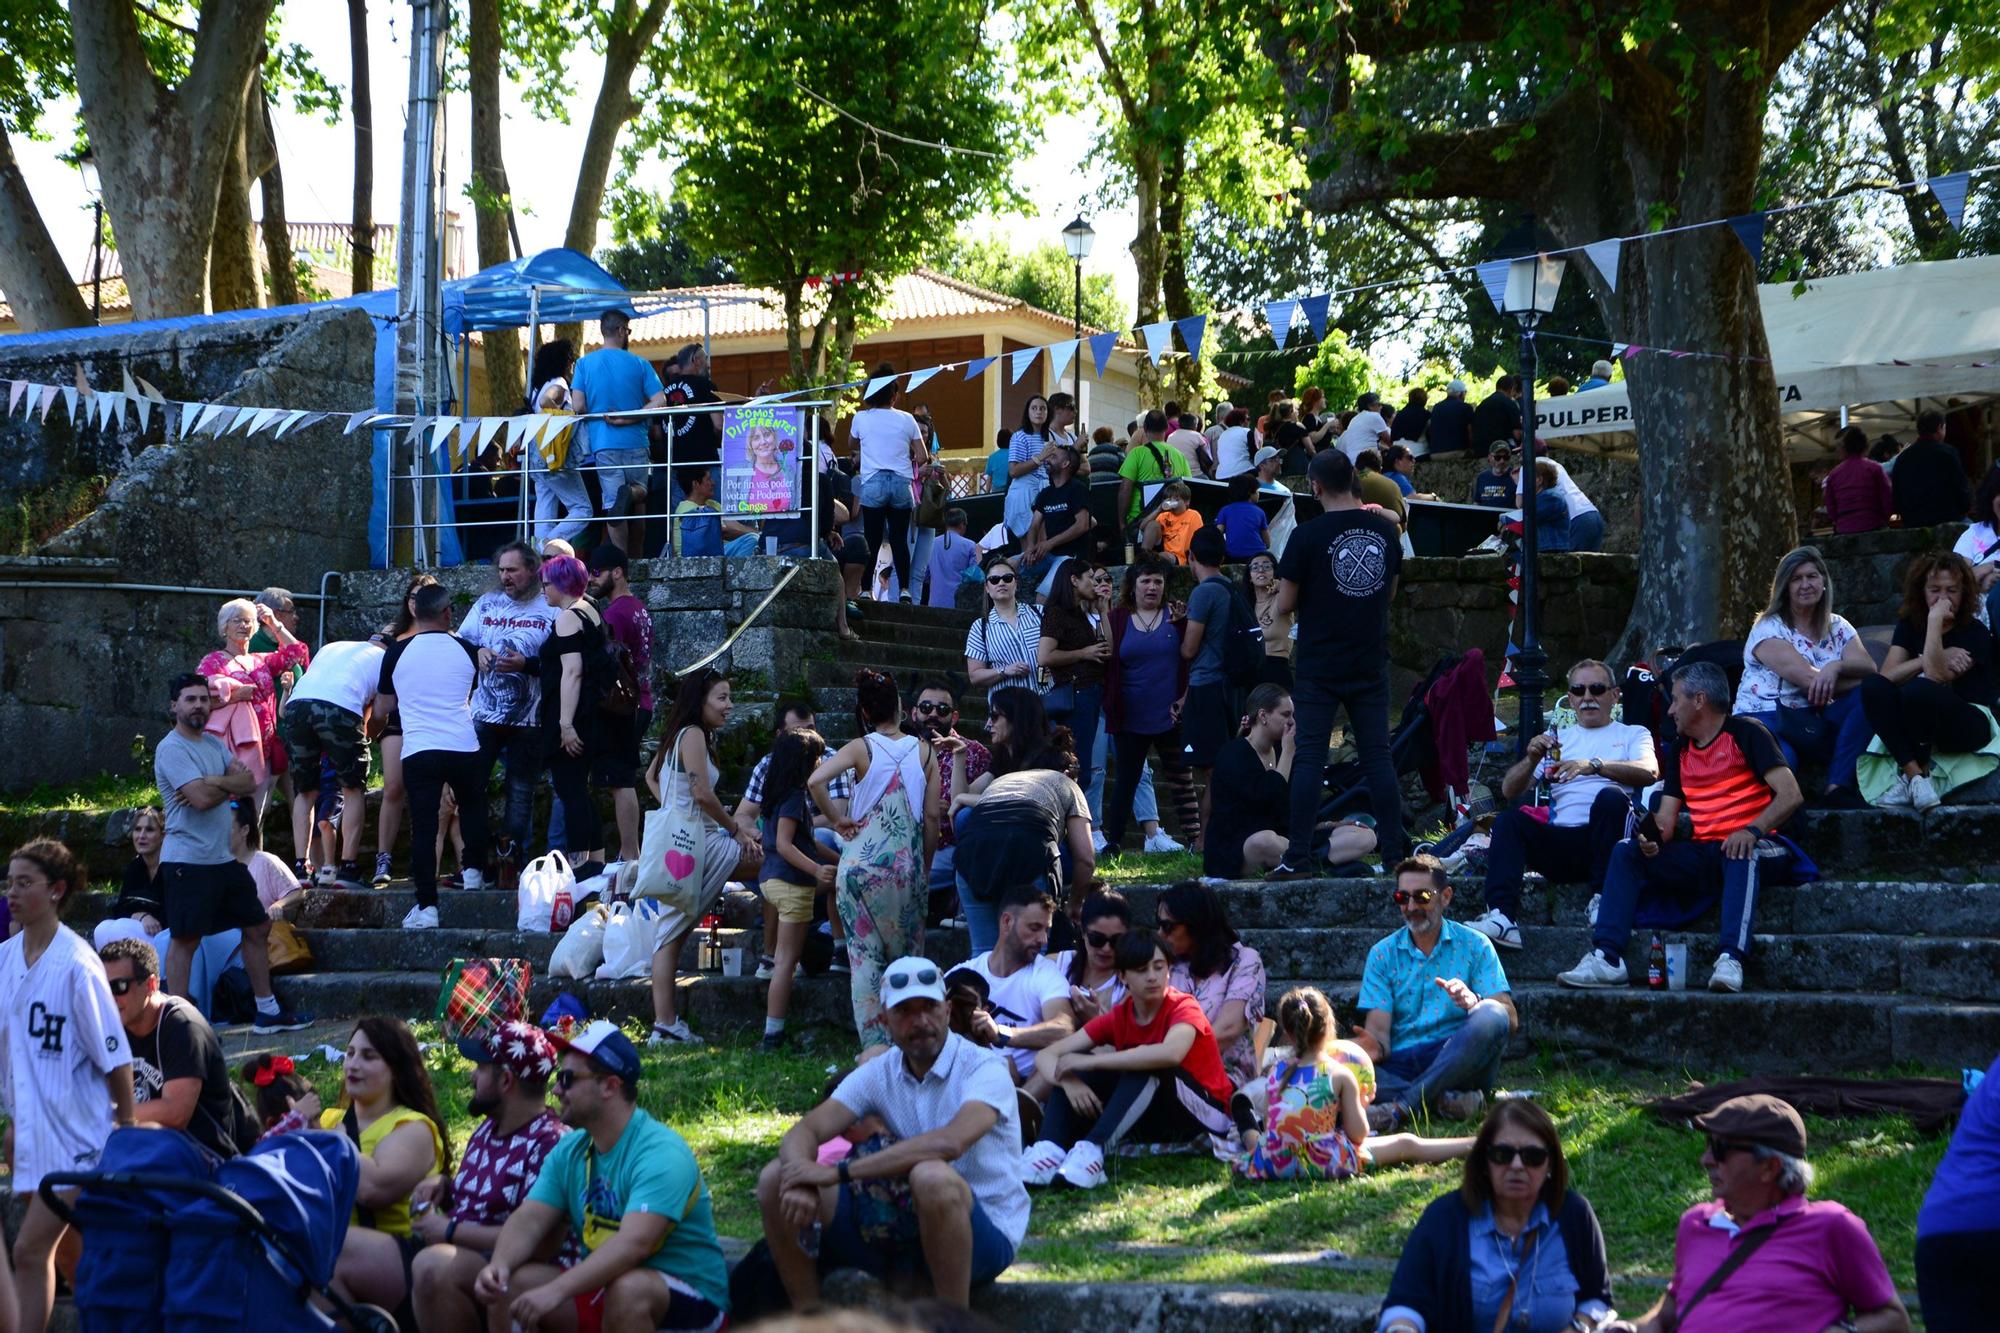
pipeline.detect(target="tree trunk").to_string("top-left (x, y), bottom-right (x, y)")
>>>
top-left (0, 127), bottom-right (92, 332)
top-left (209, 100), bottom-right (262, 313)
top-left (1160, 135), bottom-right (1198, 401)
top-left (469, 0), bottom-right (522, 413)
top-left (348, 0), bottom-right (375, 294)
top-left (70, 0), bottom-right (278, 320)
top-left (251, 80), bottom-right (300, 306)
top-left (1129, 142), bottom-right (1163, 401)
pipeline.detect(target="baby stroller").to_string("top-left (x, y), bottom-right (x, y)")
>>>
top-left (41, 1127), bottom-right (395, 1333)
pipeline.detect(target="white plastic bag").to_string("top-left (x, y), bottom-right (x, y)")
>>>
top-left (548, 903), bottom-right (610, 980)
top-left (517, 850), bottom-right (575, 932)
top-left (595, 902), bottom-right (652, 981)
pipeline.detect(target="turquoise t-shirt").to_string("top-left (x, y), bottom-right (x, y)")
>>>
top-left (570, 347), bottom-right (663, 460)
top-left (525, 1108), bottom-right (729, 1311)
top-left (1356, 918), bottom-right (1510, 1050)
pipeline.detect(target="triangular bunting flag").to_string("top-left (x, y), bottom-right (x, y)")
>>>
top-left (1927, 171), bottom-right (1971, 231)
top-left (193, 403), bottom-right (229, 435)
top-left (1008, 345), bottom-right (1041, 384)
top-left (292, 412), bottom-right (330, 434)
top-left (273, 410), bottom-right (311, 439)
top-left (227, 406), bottom-right (262, 434)
top-left (1138, 321), bottom-right (1172, 365)
top-left (1475, 260), bottom-right (1512, 316)
top-left (245, 407), bottom-right (282, 436)
top-left (1088, 331), bottom-right (1119, 378)
top-left (1045, 339), bottom-right (1079, 386)
top-left (1174, 315), bottom-right (1208, 363)
top-left (59, 386), bottom-right (78, 421)
top-left (476, 416), bottom-right (507, 454)
top-left (91, 391), bottom-right (114, 430)
top-left (133, 374), bottom-right (166, 403)
top-left (863, 374), bottom-right (896, 400)
top-left (132, 394), bottom-right (151, 434)
top-left (120, 368), bottom-right (138, 401)
top-left (504, 415), bottom-right (535, 455)
top-left (6, 381), bottom-right (25, 416)
top-left (1300, 293), bottom-right (1333, 344)
top-left (344, 409), bottom-right (376, 435)
top-left (428, 417), bottom-right (461, 453)
top-left (963, 356), bottom-right (996, 381)
top-left (1583, 238), bottom-right (1622, 292)
top-left (38, 386), bottom-right (57, 422)
top-left (1263, 299), bottom-right (1298, 349)
top-left (180, 401), bottom-right (202, 440)
top-left (405, 415), bottom-right (430, 444)
top-left (1726, 213), bottom-right (1765, 268)
top-left (904, 365), bottom-right (943, 394)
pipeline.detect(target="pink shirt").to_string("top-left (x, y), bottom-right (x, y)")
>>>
top-left (1821, 455), bottom-right (1892, 534)
top-left (247, 850), bottom-right (299, 909)
top-left (1668, 1195), bottom-right (1899, 1333)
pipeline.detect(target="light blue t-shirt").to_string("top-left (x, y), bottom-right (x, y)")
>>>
top-left (570, 347), bottom-right (663, 459)
top-left (1357, 918), bottom-right (1510, 1050)
top-left (1186, 576), bottom-right (1233, 687)
top-left (984, 449), bottom-right (1012, 494)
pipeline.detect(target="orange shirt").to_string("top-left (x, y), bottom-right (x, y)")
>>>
top-left (1155, 508), bottom-right (1204, 564)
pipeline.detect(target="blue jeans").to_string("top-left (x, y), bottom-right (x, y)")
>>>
top-left (1568, 508), bottom-right (1604, 552)
top-left (1738, 689), bottom-right (1869, 789)
top-left (1374, 1000), bottom-right (1511, 1114)
top-left (1286, 672), bottom-right (1404, 865)
top-left (910, 526), bottom-right (936, 603)
top-left (1086, 720), bottom-right (1155, 828)
top-left (1049, 683), bottom-right (1103, 803)
top-left (477, 722), bottom-right (543, 854)
top-left (1594, 836), bottom-right (1763, 964)
top-left (531, 468), bottom-right (594, 545)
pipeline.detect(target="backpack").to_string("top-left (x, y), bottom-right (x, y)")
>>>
top-left (598, 637), bottom-right (642, 717)
top-left (1210, 576), bottom-right (1265, 688)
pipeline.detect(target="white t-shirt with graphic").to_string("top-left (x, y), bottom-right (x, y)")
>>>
top-left (1734, 613), bottom-right (1859, 713)
top-left (960, 951), bottom-right (1070, 1079)
top-left (0, 925), bottom-right (132, 1190)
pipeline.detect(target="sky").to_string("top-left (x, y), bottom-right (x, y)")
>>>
top-left (13, 3), bottom-right (1140, 313)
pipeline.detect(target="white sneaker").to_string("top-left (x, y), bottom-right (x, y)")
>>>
top-left (1708, 955), bottom-right (1745, 993)
top-left (1467, 908), bottom-right (1523, 951)
top-left (316, 864), bottom-right (338, 887)
top-left (646, 1020), bottom-right (704, 1046)
top-left (1055, 1140), bottom-right (1108, 1189)
top-left (1557, 949), bottom-right (1628, 989)
top-left (1587, 894), bottom-right (1600, 927)
top-left (1020, 1139), bottom-right (1067, 1187)
top-left (460, 868), bottom-right (486, 893)
top-left (1908, 773), bottom-right (1942, 813)
top-left (1143, 831), bottom-right (1186, 855)
top-left (401, 905), bottom-right (439, 931)
top-left (1876, 774), bottom-right (1915, 809)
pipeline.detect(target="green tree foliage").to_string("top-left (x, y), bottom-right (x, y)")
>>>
top-left (1291, 330), bottom-right (1381, 413)
top-left (655, 0), bottom-right (1025, 389)
top-left (927, 234), bottom-right (1127, 333)
top-left (598, 194), bottom-right (736, 290)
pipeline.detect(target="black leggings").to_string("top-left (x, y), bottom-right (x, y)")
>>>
top-left (1917, 1228), bottom-right (1999, 1331)
top-left (1040, 1069), bottom-right (1233, 1150)
top-left (403, 747), bottom-right (490, 908)
top-left (862, 503), bottom-right (912, 593)
top-left (1106, 728), bottom-right (1202, 846)
top-left (1860, 673), bottom-right (1992, 768)
top-left (548, 747), bottom-right (601, 857)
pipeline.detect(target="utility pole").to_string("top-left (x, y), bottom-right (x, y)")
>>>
top-left (393, 0), bottom-right (448, 565)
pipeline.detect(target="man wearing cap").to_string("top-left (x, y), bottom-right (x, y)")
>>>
top-left (1470, 442), bottom-right (1518, 508)
top-left (1613, 1095), bottom-right (1908, 1333)
top-left (1427, 379), bottom-right (1477, 459)
top-left (756, 956), bottom-right (1029, 1310)
top-left (411, 1021), bottom-right (568, 1333)
top-left (476, 1021), bottom-right (729, 1333)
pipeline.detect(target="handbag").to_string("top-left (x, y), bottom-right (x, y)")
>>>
top-left (264, 920), bottom-right (314, 976)
top-left (435, 957), bottom-right (532, 1041)
top-left (914, 469), bottom-right (948, 528)
top-left (632, 727), bottom-right (708, 913)
top-left (1673, 1216), bottom-right (1787, 1323)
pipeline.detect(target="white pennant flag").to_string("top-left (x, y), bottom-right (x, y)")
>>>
top-left (245, 407), bottom-right (282, 436)
top-left (193, 402), bottom-right (230, 435)
top-left (1045, 339), bottom-right (1080, 386)
top-left (227, 406), bottom-right (263, 434)
top-left (476, 416), bottom-right (507, 454)
top-left (1138, 321), bottom-right (1173, 365)
top-left (904, 365), bottom-right (943, 394)
top-left (1583, 238), bottom-right (1622, 292)
top-left (504, 415), bottom-right (535, 454)
top-left (132, 393), bottom-right (151, 433)
top-left (429, 417), bottom-right (461, 452)
top-left (6, 381), bottom-right (26, 416)
top-left (178, 401), bottom-right (200, 440)
top-left (97, 391), bottom-right (124, 430)
top-left (272, 410), bottom-right (311, 438)
top-left (59, 386), bottom-right (78, 421)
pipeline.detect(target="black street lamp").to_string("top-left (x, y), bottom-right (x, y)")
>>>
top-left (78, 149), bottom-right (104, 325)
top-left (1061, 215), bottom-right (1094, 399)
top-left (1501, 252), bottom-right (1567, 750)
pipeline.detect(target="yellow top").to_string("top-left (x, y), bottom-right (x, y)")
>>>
top-left (321, 1104), bottom-right (447, 1237)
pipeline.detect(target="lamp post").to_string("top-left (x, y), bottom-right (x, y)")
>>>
top-left (78, 150), bottom-right (104, 325)
top-left (1061, 215), bottom-right (1094, 400)
top-left (1501, 252), bottom-right (1566, 751)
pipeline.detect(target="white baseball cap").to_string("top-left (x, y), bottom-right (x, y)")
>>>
top-left (880, 957), bottom-right (947, 1008)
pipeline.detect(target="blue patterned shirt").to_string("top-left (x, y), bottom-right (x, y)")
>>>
top-left (1357, 918), bottom-right (1510, 1050)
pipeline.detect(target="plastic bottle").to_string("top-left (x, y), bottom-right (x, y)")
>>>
top-left (1647, 933), bottom-right (1667, 990)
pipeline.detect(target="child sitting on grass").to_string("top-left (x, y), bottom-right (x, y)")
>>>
top-left (242, 1053), bottom-right (322, 1138)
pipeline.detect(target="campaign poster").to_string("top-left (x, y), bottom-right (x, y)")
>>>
top-left (720, 405), bottom-right (803, 515)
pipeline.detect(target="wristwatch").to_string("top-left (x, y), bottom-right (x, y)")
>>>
top-left (1590, 756), bottom-right (1603, 775)
top-left (993, 1029), bottom-right (1013, 1048)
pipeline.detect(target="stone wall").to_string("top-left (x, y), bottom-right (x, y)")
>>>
top-left (1806, 522), bottom-right (1970, 628)
top-left (1389, 553), bottom-right (1639, 693)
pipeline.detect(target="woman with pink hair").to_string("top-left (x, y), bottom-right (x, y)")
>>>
top-left (537, 554), bottom-right (609, 863)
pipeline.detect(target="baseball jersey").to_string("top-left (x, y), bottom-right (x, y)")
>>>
top-left (0, 925), bottom-right (132, 1189)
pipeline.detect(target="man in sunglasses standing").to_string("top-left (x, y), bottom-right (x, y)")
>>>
top-left (1353, 855), bottom-right (1517, 1131)
top-left (1471, 659), bottom-right (1659, 950)
top-left (1609, 1094), bottom-right (1907, 1333)
top-left (757, 956), bottom-right (1027, 1311)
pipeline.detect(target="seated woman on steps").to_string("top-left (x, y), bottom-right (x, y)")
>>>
top-left (1860, 550), bottom-right (2000, 812)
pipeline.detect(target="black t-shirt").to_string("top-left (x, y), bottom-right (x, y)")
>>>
top-left (1472, 469), bottom-right (1516, 508)
top-left (1390, 405), bottom-right (1430, 443)
top-left (1427, 397), bottom-right (1477, 457)
top-left (1277, 421), bottom-right (1313, 475)
top-left (128, 996), bottom-right (242, 1156)
top-left (1034, 478), bottom-right (1091, 549)
top-left (1471, 393), bottom-right (1522, 453)
top-left (658, 372), bottom-right (720, 467)
top-left (538, 605), bottom-right (608, 741)
top-left (1203, 738), bottom-right (1290, 876)
top-left (1277, 507), bottom-right (1403, 680)
top-left (116, 857), bottom-right (165, 917)
top-left (1891, 616), bottom-right (2000, 709)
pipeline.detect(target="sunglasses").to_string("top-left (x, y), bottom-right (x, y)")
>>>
top-left (1155, 917), bottom-right (1184, 933)
top-left (1567, 682), bottom-right (1613, 697)
top-left (915, 701), bottom-right (955, 715)
top-left (1392, 888), bottom-right (1438, 906)
top-left (555, 1068), bottom-right (602, 1092)
top-left (1486, 1143), bottom-right (1552, 1168)
top-left (986, 573), bottom-right (1016, 585)
top-left (108, 976), bottom-right (138, 996)
top-left (1707, 1138), bottom-right (1758, 1159)
top-left (1086, 929), bottom-right (1126, 950)
top-left (886, 965), bottom-right (941, 992)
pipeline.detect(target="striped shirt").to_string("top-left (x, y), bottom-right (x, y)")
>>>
top-left (1664, 716), bottom-right (1787, 841)
top-left (965, 607), bottom-right (1045, 703)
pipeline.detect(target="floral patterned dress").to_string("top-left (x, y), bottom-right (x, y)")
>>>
top-left (1236, 1042), bottom-right (1377, 1181)
top-left (199, 642), bottom-right (309, 780)
top-left (836, 733), bottom-right (929, 1049)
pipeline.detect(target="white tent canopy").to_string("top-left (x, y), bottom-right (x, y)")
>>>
top-left (1534, 254), bottom-right (2000, 456)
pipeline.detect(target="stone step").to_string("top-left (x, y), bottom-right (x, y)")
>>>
top-left (821, 640), bottom-right (974, 677)
top-left (850, 599), bottom-right (977, 631)
top-left (852, 620), bottom-right (971, 652)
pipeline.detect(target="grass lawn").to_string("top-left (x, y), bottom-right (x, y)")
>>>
top-left (303, 1027), bottom-right (1947, 1297)
top-left (0, 770), bottom-right (158, 819)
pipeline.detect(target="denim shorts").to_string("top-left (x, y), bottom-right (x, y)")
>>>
top-left (820, 1178), bottom-right (1014, 1285)
top-left (859, 469), bottom-right (913, 509)
top-left (591, 447), bottom-right (652, 509)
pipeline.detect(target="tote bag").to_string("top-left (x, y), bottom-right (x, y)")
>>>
top-left (633, 727), bottom-right (708, 915)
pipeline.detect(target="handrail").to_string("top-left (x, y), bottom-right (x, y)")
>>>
top-left (672, 560), bottom-right (804, 679)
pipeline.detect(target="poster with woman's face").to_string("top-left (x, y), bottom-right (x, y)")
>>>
top-left (720, 405), bottom-right (803, 515)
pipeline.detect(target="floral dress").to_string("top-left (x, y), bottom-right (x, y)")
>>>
top-left (837, 733), bottom-right (929, 1048)
top-left (1236, 1042), bottom-right (1377, 1181)
top-left (199, 642), bottom-right (309, 779)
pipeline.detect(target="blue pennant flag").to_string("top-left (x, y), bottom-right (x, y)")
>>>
top-left (1088, 331), bottom-right (1119, 378)
top-left (1264, 299), bottom-right (1298, 348)
top-left (1009, 345), bottom-right (1041, 384)
top-left (1138, 321), bottom-right (1173, 365)
top-left (964, 356), bottom-right (996, 381)
top-left (1928, 172), bottom-right (1971, 231)
top-left (1300, 292), bottom-right (1332, 343)
top-left (863, 374), bottom-right (896, 400)
top-left (1046, 339), bottom-right (1079, 385)
top-left (1475, 260), bottom-right (1511, 316)
top-left (1174, 315), bottom-right (1208, 362)
top-left (904, 365), bottom-right (942, 393)
top-left (1727, 213), bottom-right (1766, 268)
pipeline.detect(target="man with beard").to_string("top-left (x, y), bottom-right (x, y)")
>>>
top-left (462, 542), bottom-right (557, 882)
top-left (410, 1020), bottom-right (568, 1333)
top-left (951, 885), bottom-right (1076, 1094)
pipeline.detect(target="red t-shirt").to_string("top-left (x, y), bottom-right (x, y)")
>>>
top-left (1664, 715), bottom-right (1786, 841)
top-left (1083, 988), bottom-right (1232, 1103)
